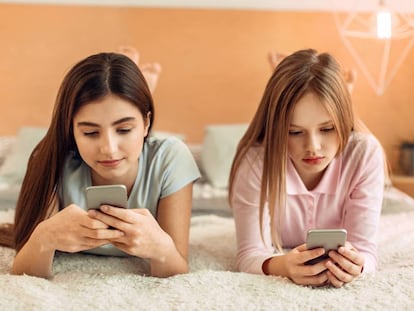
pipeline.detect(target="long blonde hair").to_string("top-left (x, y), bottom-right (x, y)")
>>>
top-left (228, 49), bottom-right (354, 251)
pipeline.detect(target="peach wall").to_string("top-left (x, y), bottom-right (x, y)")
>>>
top-left (1, 4), bottom-right (414, 172)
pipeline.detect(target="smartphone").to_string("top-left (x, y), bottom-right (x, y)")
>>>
top-left (85, 184), bottom-right (128, 210)
top-left (305, 229), bottom-right (347, 265)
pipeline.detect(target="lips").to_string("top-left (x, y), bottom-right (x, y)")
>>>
top-left (98, 159), bottom-right (123, 167)
top-left (302, 157), bottom-right (324, 165)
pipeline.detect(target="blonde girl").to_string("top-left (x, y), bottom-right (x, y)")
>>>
top-left (229, 49), bottom-right (384, 288)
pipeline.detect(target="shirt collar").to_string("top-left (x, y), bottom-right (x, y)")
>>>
top-left (286, 156), bottom-right (341, 195)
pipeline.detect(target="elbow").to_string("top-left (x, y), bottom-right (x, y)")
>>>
top-left (10, 266), bottom-right (53, 279)
top-left (236, 254), bottom-right (262, 275)
top-left (360, 252), bottom-right (377, 274)
top-left (150, 262), bottom-right (189, 278)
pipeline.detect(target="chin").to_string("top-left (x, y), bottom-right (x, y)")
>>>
top-left (303, 163), bottom-right (327, 174)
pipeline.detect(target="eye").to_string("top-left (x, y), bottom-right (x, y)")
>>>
top-left (321, 126), bottom-right (335, 133)
top-left (117, 128), bottom-right (132, 134)
top-left (83, 131), bottom-right (99, 137)
top-left (288, 130), bottom-right (303, 136)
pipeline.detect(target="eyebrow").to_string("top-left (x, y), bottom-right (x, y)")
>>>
top-left (76, 117), bottom-right (137, 127)
top-left (290, 121), bottom-right (334, 128)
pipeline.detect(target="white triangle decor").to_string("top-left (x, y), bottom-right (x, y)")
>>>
top-left (333, 1), bottom-right (414, 95)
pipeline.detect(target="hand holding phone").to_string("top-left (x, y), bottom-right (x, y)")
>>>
top-left (85, 185), bottom-right (128, 210)
top-left (305, 229), bottom-right (347, 265)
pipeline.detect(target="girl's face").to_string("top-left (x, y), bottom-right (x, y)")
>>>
top-left (287, 92), bottom-right (340, 190)
top-left (73, 94), bottom-right (150, 189)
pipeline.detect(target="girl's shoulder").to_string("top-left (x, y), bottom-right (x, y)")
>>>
top-left (140, 135), bottom-right (200, 188)
top-left (143, 136), bottom-right (196, 169)
top-left (343, 131), bottom-right (383, 162)
top-left (347, 131), bottom-right (382, 150)
top-left (237, 145), bottom-right (265, 176)
top-left (144, 135), bottom-right (189, 155)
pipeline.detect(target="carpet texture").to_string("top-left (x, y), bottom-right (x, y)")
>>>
top-left (0, 210), bottom-right (413, 310)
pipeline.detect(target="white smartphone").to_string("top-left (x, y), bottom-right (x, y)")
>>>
top-left (305, 229), bottom-right (347, 265)
top-left (85, 184), bottom-right (128, 210)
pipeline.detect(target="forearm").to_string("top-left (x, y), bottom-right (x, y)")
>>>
top-left (262, 255), bottom-right (288, 277)
top-left (149, 236), bottom-right (188, 277)
top-left (11, 224), bottom-right (55, 278)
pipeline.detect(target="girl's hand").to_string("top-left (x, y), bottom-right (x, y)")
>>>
top-left (88, 206), bottom-right (174, 261)
top-left (39, 204), bottom-right (125, 253)
top-left (265, 244), bottom-right (331, 286)
top-left (325, 242), bottom-right (365, 288)
top-left (286, 244), bottom-right (331, 286)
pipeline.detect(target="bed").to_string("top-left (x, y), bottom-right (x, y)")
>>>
top-left (1, 127), bottom-right (414, 310)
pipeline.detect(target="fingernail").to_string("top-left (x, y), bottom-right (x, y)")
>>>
top-left (100, 205), bottom-right (109, 212)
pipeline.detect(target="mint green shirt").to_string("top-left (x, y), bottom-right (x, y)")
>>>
top-left (60, 136), bottom-right (200, 256)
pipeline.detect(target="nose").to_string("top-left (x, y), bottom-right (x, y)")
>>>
top-left (305, 133), bottom-right (321, 153)
top-left (99, 133), bottom-right (118, 155)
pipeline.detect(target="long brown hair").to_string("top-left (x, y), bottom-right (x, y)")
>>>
top-left (228, 49), bottom-right (354, 251)
top-left (9, 52), bottom-right (154, 251)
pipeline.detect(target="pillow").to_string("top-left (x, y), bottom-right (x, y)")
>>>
top-left (201, 124), bottom-right (248, 188)
top-left (0, 136), bottom-right (15, 167)
top-left (0, 127), bottom-right (47, 184)
top-left (382, 185), bottom-right (414, 214)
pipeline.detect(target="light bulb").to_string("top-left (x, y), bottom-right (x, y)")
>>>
top-left (377, 9), bottom-right (392, 39)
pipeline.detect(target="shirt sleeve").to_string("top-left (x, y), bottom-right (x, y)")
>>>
top-left (230, 149), bottom-right (279, 275)
top-left (159, 137), bottom-right (201, 198)
top-left (342, 135), bottom-right (385, 273)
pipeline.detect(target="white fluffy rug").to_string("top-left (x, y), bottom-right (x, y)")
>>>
top-left (1, 210), bottom-right (414, 310)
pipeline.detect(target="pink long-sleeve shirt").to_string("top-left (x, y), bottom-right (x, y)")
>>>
top-left (230, 132), bottom-right (385, 275)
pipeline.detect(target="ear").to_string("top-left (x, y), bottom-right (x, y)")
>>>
top-left (143, 112), bottom-right (151, 137)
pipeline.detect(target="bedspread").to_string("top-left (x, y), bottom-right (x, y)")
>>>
top-left (0, 209), bottom-right (413, 310)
